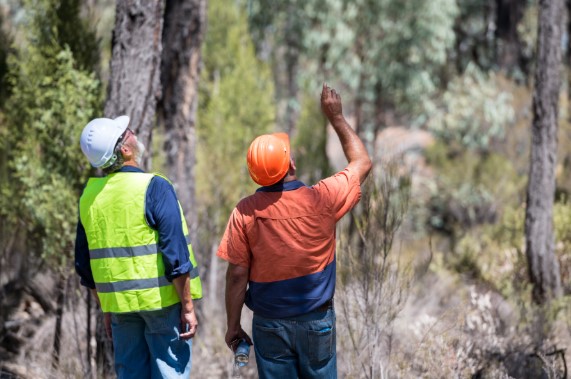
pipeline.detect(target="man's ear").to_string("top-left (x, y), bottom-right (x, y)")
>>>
top-left (120, 144), bottom-right (132, 159)
top-left (288, 158), bottom-right (296, 175)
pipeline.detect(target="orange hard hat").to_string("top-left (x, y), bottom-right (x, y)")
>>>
top-left (247, 133), bottom-right (291, 186)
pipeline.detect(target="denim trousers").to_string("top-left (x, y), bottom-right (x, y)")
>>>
top-left (252, 305), bottom-right (336, 379)
top-left (111, 302), bottom-right (192, 379)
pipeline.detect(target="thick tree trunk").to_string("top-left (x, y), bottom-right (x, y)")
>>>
top-left (104, 0), bottom-right (165, 170)
top-left (159, 0), bottom-right (206, 246)
top-left (525, 0), bottom-right (563, 304)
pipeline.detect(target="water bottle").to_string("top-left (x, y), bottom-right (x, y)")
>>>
top-left (232, 339), bottom-right (250, 378)
top-left (234, 339), bottom-right (250, 367)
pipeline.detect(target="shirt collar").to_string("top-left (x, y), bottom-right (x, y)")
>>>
top-left (256, 180), bottom-right (306, 192)
top-left (115, 166), bottom-right (144, 173)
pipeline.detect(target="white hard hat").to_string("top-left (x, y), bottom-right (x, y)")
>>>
top-left (80, 115), bottom-right (130, 168)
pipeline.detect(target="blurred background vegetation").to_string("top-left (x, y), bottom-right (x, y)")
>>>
top-left (1, 0), bottom-right (571, 378)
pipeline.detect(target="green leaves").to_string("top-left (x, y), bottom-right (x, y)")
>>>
top-left (427, 64), bottom-right (515, 152)
top-left (0, 0), bottom-right (102, 269)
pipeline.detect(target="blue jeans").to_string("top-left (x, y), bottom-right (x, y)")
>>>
top-left (252, 306), bottom-right (336, 379)
top-left (111, 303), bottom-right (192, 379)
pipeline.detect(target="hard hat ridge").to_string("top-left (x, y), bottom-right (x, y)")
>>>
top-left (247, 133), bottom-right (290, 186)
top-left (80, 116), bottom-right (130, 168)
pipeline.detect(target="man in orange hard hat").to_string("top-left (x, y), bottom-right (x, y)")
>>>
top-left (217, 83), bottom-right (372, 378)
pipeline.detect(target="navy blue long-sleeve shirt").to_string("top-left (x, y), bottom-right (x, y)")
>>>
top-left (74, 166), bottom-right (194, 289)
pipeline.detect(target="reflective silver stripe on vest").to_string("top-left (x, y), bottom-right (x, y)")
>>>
top-left (95, 276), bottom-right (171, 293)
top-left (90, 235), bottom-right (191, 260)
top-left (90, 244), bottom-right (158, 259)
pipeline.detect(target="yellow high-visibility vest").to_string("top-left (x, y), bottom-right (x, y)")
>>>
top-left (79, 172), bottom-right (202, 313)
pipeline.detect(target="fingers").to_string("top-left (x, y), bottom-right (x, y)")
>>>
top-left (180, 322), bottom-right (197, 340)
top-left (225, 329), bottom-right (253, 350)
top-left (321, 82), bottom-right (341, 101)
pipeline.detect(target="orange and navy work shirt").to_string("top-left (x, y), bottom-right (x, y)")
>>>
top-left (217, 168), bottom-right (362, 318)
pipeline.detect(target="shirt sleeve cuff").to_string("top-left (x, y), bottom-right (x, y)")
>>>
top-left (166, 261), bottom-right (193, 281)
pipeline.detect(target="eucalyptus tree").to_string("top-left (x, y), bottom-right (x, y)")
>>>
top-left (524, 0), bottom-right (563, 304)
top-left (249, 0), bottom-right (457, 160)
top-left (159, 0), bottom-right (207, 247)
top-left (308, 0), bottom-right (457, 143)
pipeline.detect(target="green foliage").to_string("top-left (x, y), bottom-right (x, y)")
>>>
top-left (29, 0), bottom-right (100, 72)
top-left (247, 0), bottom-right (458, 140)
top-left (302, 0), bottom-right (458, 116)
top-left (423, 141), bottom-right (525, 239)
top-left (427, 64), bottom-right (515, 152)
top-left (197, 0), bottom-right (275, 234)
top-left (421, 64), bottom-right (519, 245)
top-left (451, 0), bottom-right (495, 72)
top-left (0, 0), bottom-right (101, 269)
top-left (292, 88), bottom-right (331, 185)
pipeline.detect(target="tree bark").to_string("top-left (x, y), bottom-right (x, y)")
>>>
top-left (104, 0), bottom-right (166, 170)
top-left (86, 288), bottom-right (92, 377)
top-left (159, 0), bottom-right (206, 246)
top-left (51, 274), bottom-right (66, 369)
top-left (525, 0), bottom-right (563, 304)
top-left (95, 310), bottom-right (114, 378)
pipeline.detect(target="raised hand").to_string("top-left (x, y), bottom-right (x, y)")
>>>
top-left (320, 83), bottom-right (343, 121)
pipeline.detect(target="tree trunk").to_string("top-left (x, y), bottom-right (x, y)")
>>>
top-left (104, 0), bottom-right (166, 170)
top-left (86, 288), bottom-right (92, 377)
top-left (525, 0), bottom-right (563, 305)
top-left (95, 310), bottom-right (114, 378)
top-left (159, 0), bottom-right (206, 246)
top-left (51, 273), bottom-right (66, 369)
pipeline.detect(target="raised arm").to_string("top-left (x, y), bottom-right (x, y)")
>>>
top-left (320, 83), bottom-right (372, 184)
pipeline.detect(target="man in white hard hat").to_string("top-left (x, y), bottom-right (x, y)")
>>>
top-left (74, 116), bottom-right (203, 379)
